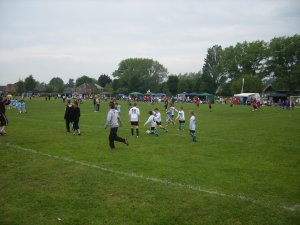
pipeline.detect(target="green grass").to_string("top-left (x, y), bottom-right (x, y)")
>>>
top-left (0, 98), bottom-right (300, 225)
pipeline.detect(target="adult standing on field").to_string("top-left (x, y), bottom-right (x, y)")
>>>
top-left (129, 102), bottom-right (140, 138)
top-left (64, 99), bottom-right (73, 132)
top-left (105, 101), bottom-right (128, 149)
top-left (71, 101), bottom-right (81, 135)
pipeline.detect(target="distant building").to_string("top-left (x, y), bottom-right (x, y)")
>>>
top-left (75, 83), bottom-right (104, 95)
top-left (34, 83), bottom-right (47, 95)
top-left (0, 84), bottom-right (16, 95)
top-left (0, 86), bottom-right (6, 95)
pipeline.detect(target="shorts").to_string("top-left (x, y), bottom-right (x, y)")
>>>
top-left (0, 113), bottom-right (8, 126)
top-left (189, 130), bottom-right (195, 134)
top-left (131, 121), bottom-right (139, 126)
top-left (156, 121), bottom-right (162, 125)
top-left (179, 120), bottom-right (185, 124)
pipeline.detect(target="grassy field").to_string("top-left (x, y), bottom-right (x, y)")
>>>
top-left (0, 98), bottom-right (300, 225)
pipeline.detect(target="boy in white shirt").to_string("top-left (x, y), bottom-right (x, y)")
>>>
top-left (144, 111), bottom-right (158, 136)
top-left (189, 110), bottom-right (197, 142)
top-left (176, 106), bottom-right (185, 130)
top-left (153, 108), bottom-right (168, 132)
top-left (168, 103), bottom-right (178, 126)
top-left (129, 102), bottom-right (140, 137)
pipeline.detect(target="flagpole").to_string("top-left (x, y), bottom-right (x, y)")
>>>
top-left (241, 78), bottom-right (244, 93)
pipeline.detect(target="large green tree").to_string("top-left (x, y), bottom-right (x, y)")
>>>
top-left (237, 40), bottom-right (267, 77)
top-left (221, 41), bottom-right (267, 80)
top-left (15, 80), bottom-right (25, 94)
top-left (49, 77), bottom-right (64, 93)
top-left (98, 74), bottom-right (112, 87)
top-left (24, 75), bottom-right (37, 92)
top-left (267, 35), bottom-right (300, 93)
top-left (167, 75), bottom-right (179, 96)
top-left (75, 75), bottom-right (96, 87)
top-left (65, 78), bottom-right (75, 88)
top-left (112, 58), bottom-right (168, 93)
top-left (177, 74), bottom-right (194, 93)
top-left (202, 45), bottom-right (226, 94)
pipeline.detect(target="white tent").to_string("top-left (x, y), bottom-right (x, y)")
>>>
top-left (234, 93), bottom-right (260, 99)
top-left (234, 93), bottom-right (261, 104)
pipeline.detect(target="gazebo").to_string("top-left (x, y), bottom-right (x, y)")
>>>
top-left (129, 92), bottom-right (144, 101)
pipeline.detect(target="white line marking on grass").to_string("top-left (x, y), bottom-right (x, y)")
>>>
top-left (1, 142), bottom-right (299, 213)
top-left (283, 204), bottom-right (300, 212)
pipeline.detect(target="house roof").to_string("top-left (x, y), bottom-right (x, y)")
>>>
top-left (262, 84), bottom-right (273, 93)
top-left (77, 83), bottom-right (104, 90)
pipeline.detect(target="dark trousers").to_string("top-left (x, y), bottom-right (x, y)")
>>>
top-left (0, 113), bottom-right (8, 126)
top-left (73, 120), bottom-right (79, 130)
top-left (109, 127), bottom-right (125, 148)
top-left (65, 119), bottom-right (71, 132)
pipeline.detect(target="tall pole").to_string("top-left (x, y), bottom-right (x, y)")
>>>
top-left (241, 78), bottom-right (244, 93)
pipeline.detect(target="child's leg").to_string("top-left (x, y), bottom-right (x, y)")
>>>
top-left (131, 127), bottom-right (134, 136)
top-left (192, 134), bottom-right (197, 142)
top-left (73, 121), bottom-right (78, 135)
top-left (136, 127), bottom-right (139, 137)
top-left (171, 116), bottom-right (175, 125)
top-left (154, 127), bottom-right (159, 136)
top-left (190, 130), bottom-right (197, 142)
top-left (160, 125), bottom-right (168, 132)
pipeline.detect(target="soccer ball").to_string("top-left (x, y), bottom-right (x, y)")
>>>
top-left (145, 130), bottom-right (151, 134)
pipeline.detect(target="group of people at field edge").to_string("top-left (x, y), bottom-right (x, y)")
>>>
top-left (100, 100), bottom-right (197, 150)
top-left (8, 98), bottom-right (27, 113)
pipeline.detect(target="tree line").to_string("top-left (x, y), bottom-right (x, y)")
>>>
top-left (12, 34), bottom-right (300, 96)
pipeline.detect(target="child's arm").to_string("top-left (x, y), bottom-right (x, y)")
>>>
top-left (118, 115), bottom-right (123, 127)
top-left (176, 111), bottom-right (180, 120)
top-left (144, 116), bottom-right (151, 126)
top-left (105, 111), bottom-right (112, 128)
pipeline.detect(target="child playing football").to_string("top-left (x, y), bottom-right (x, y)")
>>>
top-left (176, 106), bottom-right (185, 130)
top-left (144, 111), bottom-right (158, 136)
top-left (189, 110), bottom-right (197, 142)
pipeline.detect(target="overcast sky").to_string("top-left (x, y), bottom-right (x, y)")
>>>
top-left (0, 0), bottom-right (299, 85)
